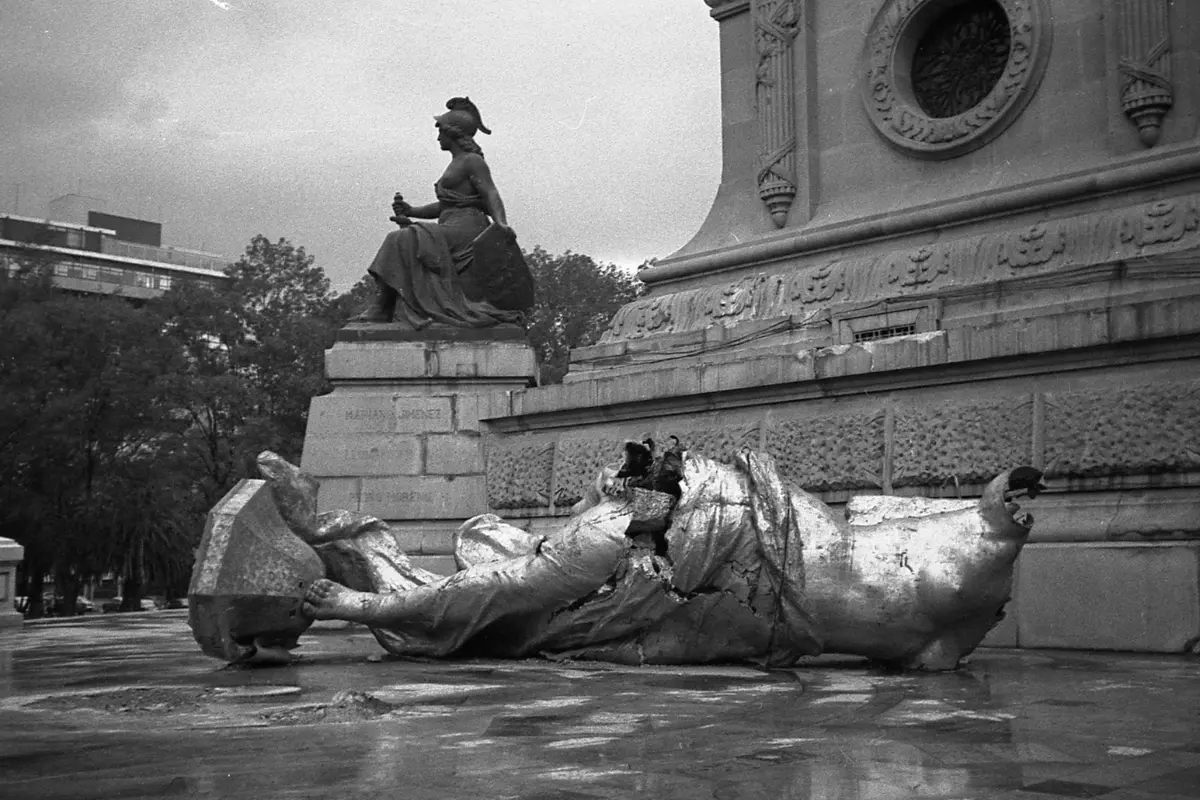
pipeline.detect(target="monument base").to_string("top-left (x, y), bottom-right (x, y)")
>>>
top-left (301, 330), bottom-right (538, 574)
top-left (0, 537), bottom-right (24, 628)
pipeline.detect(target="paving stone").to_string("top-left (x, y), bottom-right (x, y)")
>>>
top-left (2, 617), bottom-right (1198, 800)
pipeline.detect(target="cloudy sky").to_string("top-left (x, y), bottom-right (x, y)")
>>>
top-left (1, 0), bottom-right (722, 290)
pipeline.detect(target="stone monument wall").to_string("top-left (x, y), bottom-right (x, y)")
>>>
top-left (471, 0), bottom-right (1200, 653)
top-left (662, 0), bottom-right (1200, 282)
top-left (481, 332), bottom-right (1200, 653)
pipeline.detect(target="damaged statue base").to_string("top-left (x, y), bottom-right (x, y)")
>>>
top-left (190, 451), bottom-right (1040, 671)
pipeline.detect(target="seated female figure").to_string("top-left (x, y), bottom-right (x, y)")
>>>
top-left (356, 97), bottom-right (524, 328)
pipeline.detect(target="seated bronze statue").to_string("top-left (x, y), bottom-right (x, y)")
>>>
top-left (189, 444), bottom-right (1044, 672)
top-left (354, 97), bottom-right (533, 329)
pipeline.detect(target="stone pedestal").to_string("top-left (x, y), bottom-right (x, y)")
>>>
top-left (0, 537), bottom-right (25, 628)
top-left (301, 326), bottom-right (537, 574)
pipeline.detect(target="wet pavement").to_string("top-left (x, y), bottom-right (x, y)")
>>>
top-left (1, 612), bottom-right (1198, 800)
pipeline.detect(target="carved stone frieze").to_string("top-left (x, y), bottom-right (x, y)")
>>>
top-left (860, 0), bottom-right (1052, 159)
top-left (997, 223), bottom-right (1066, 269)
top-left (549, 429), bottom-right (761, 508)
top-left (606, 276), bottom-right (774, 341)
top-left (887, 246), bottom-right (951, 288)
top-left (1118, 0), bottom-right (1174, 147)
top-left (752, 0), bottom-right (801, 226)
top-left (786, 261), bottom-right (846, 305)
top-left (486, 439), bottom-right (554, 510)
top-left (1118, 200), bottom-right (1199, 247)
top-left (672, 423), bottom-right (762, 466)
top-left (599, 193), bottom-right (1200, 345)
top-left (552, 438), bottom-right (619, 508)
top-left (709, 275), bottom-right (769, 323)
top-left (765, 412), bottom-right (884, 491)
top-left (1043, 381), bottom-right (1200, 478)
top-left (892, 397), bottom-right (1033, 488)
top-left (605, 297), bottom-right (673, 341)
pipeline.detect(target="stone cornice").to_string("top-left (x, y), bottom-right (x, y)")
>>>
top-left (494, 309), bottom-right (1200, 429)
top-left (610, 189), bottom-right (1200, 344)
top-left (642, 142), bottom-right (1200, 286)
top-left (706, 0), bottom-right (750, 21)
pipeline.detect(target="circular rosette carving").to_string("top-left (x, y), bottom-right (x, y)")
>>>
top-left (860, 0), bottom-right (1052, 159)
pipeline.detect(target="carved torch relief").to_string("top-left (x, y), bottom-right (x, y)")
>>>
top-left (752, 0), bottom-right (801, 227)
top-left (1118, 0), bottom-right (1174, 147)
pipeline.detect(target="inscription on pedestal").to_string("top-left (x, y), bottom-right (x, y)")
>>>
top-left (310, 394), bottom-right (395, 434)
top-left (395, 398), bottom-right (452, 433)
top-left (361, 476), bottom-right (486, 520)
top-left (309, 395), bottom-right (453, 436)
top-left (302, 435), bottom-right (421, 477)
top-left (343, 407), bottom-right (391, 427)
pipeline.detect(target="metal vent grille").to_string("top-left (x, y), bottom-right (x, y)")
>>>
top-left (853, 323), bottom-right (916, 343)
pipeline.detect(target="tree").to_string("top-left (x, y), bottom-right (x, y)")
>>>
top-left (0, 266), bottom-right (186, 616)
top-left (154, 235), bottom-right (352, 514)
top-left (523, 247), bottom-right (643, 384)
top-left (2, 235), bottom-right (363, 616)
top-left (225, 235), bottom-right (345, 457)
top-left (327, 274), bottom-right (375, 324)
top-left (227, 235), bottom-right (335, 327)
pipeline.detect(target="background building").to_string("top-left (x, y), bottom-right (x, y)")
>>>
top-left (1, 193), bottom-right (229, 298)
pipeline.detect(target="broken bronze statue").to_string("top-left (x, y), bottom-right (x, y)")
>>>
top-left (188, 444), bottom-right (1043, 671)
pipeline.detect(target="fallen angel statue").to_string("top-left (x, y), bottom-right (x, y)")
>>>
top-left (187, 447), bottom-right (1043, 671)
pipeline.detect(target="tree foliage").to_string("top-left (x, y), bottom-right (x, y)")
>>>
top-left (0, 263), bottom-right (187, 615)
top-left (156, 236), bottom-right (347, 506)
top-left (523, 247), bottom-right (643, 384)
top-left (0, 235), bottom-right (362, 617)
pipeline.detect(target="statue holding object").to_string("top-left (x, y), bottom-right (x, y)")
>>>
top-left (354, 97), bottom-right (535, 329)
top-left (188, 442), bottom-right (1045, 671)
